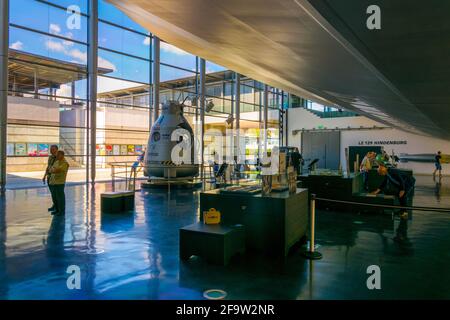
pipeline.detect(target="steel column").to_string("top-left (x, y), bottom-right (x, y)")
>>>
top-left (234, 73), bottom-right (240, 130)
top-left (263, 84), bottom-right (269, 152)
top-left (88, 0), bottom-right (98, 184)
top-left (199, 58), bottom-right (205, 182)
top-left (148, 33), bottom-right (153, 129)
top-left (153, 36), bottom-right (160, 121)
top-left (234, 73), bottom-right (240, 162)
top-left (0, 0), bottom-right (9, 194)
top-left (33, 68), bottom-right (38, 98)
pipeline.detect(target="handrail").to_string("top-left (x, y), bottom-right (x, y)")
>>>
top-left (110, 161), bottom-right (138, 192)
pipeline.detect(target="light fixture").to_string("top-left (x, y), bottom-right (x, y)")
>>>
top-left (225, 114), bottom-right (234, 125)
top-left (190, 96), bottom-right (198, 106)
top-left (206, 100), bottom-right (215, 112)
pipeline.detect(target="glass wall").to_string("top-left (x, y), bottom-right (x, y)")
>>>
top-left (7, 0), bottom-right (89, 179)
top-left (5, 0), bottom-right (285, 185)
top-left (96, 0), bottom-right (151, 169)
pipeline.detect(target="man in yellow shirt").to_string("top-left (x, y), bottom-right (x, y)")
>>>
top-left (49, 150), bottom-right (69, 216)
top-left (43, 145), bottom-right (58, 212)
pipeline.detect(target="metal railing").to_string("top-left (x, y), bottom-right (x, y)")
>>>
top-left (109, 161), bottom-right (262, 192)
top-left (110, 161), bottom-right (142, 192)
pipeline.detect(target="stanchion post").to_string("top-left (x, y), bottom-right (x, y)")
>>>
top-left (112, 165), bottom-right (115, 192)
top-left (303, 193), bottom-right (322, 260)
top-left (133, 167), bottom-right (136, 192)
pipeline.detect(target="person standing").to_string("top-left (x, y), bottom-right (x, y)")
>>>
top-left (433, 151), bottom-right (442, 178)
top-left (43, 145), bottom-right (58, 212)
top-left (49, 150), bottom-right (69, 216)
top-left (360, 152), bottom-right (374, 191)
top-left (381, 149), bottom-right (390, 162)
top-left (290, 148), bottom-right (302, 175)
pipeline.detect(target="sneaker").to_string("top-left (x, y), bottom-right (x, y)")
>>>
top-left (399, 211), bottom-right (408, 219)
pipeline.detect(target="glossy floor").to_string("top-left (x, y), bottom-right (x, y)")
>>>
top-left (0, 176), bottom-right (449, 299)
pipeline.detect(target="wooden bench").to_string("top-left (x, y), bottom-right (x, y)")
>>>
top-left (100, 191), bottom-right (135, 214)
top-left (180, 223), bottom-right (245, 266)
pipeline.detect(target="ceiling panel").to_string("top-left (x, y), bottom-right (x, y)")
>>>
top-left (106, 0), bottom-right (450, 139)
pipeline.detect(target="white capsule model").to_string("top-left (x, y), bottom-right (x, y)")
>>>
top-left (144, 100), bottom-right (199, 178)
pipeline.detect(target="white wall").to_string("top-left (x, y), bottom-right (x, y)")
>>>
top-left (340, 129), bottom-right (450, 174)
top-left (8, 96), bottom-right (60, 123)
top-left (287, 108), bottom-right (450, 175)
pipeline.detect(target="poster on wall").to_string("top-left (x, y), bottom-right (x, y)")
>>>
top-left (15, 143), bottom-right (26, 156)
top-left (105, 145), bottom-right (113, 156)
top-left (120, 145), bottom-right (128, 155)
top-left (38, 144), bottom-right (49, 156)
top-left (27, 143), bottom-right (38, 156)
top-left (7, 143), bottom-right (14, 156)
top-left (98, 145), bottom-right (106, 156)
top-left (127, 145), bottom-right (135, 155)
top-left (113, 145), bottom-right (120, 156)
top-left (135, 145), bottom-right (142, 155)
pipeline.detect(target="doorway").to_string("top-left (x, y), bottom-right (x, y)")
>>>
top-left (301, 131), bottom-right (340, 170)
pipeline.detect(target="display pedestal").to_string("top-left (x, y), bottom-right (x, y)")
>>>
top-left (200, 188), bottom-right (309, 258)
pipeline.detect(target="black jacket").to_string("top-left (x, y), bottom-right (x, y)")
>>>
top-left (379, 169), bottom-right (414, 192)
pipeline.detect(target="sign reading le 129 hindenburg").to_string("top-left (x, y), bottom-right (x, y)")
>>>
top-left (358, 140), bottom-right (407, 146)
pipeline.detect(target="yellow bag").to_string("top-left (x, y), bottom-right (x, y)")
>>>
top-left (203, 208), bottom-right (221, 225)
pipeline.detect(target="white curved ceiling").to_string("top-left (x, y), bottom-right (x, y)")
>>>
top-left (107, 0), bottom-right (450, 139)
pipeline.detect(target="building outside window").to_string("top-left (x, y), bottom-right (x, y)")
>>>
top-left (5, 0), bottom-right (284, 185)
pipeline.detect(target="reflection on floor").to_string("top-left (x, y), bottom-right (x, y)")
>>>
top-left (6, 168), bottom-right (147, 190)
top-left (0, 175), bottom-right (449, 299)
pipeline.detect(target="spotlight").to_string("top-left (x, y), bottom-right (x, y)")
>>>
top-left (225, 114), bottom-right (234, 125)
top-left (206, 100), bottom-right (215, 112)
top-left (190, 96), bottom-right (198, 106)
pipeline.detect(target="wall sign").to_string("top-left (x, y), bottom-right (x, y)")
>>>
top-left (358, 140), bottom-right (407, 146)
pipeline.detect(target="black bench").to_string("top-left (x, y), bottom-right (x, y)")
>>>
top-left (180, 223), bottom-right (245, 266)
top-left (101, 191), bottom-right (135, 214)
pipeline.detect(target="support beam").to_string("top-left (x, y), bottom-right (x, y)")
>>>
top-left (153, 36), bottom-right (160, 121)
top-left (257, 82), bottom-right (262, 160)
top-left (234, 73), bottom-right (240, 130)
top-left (263, 84), bottom-right (269, 152)
top-left (234, 73), bottom-right (240, 162)
top-left (195, 56), bottom-right (199, 122)
top-left (71, 80), bottom-right (75, 105)
top-left (33, 68), bottom-right (38, 99)
top-left (285, 93), bottom-right (289, 146)
top-left (148, 34), bottom-right (153, 129)
top-left (0, 0), bottom-right (9, 194)
top-left (0, 0), bottom-right (7, 194)
top-left (12, 75), bottom-right (16, 96)
top-left (199, 58), bottom-right (205, 182)
top-left (88, 0), bottom-right (98, 184)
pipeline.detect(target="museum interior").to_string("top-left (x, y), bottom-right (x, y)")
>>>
top-left (0, 0), bottom-right (449, 300)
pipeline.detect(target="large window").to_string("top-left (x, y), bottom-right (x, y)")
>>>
top-left (7, 0), bottom-right (89, 181)
top-left (5, 0), bottom-right (285, 185)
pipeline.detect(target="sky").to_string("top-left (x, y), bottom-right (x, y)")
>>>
top-left (8, 0), bottom-right (226, 95)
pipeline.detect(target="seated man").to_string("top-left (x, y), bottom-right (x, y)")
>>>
top-left (371, 163), bottom-right (415, 219)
